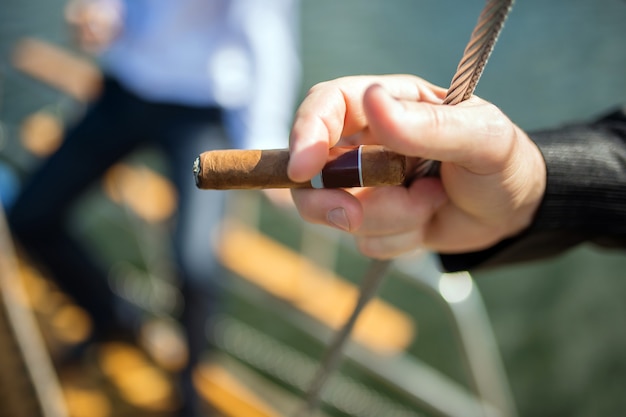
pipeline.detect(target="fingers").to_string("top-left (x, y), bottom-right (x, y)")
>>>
top-left (354, 178), bottom-right (448, 258)
top-left (288, 75), bottom-right (444, 182)
top-left (355, 179), bottom-right (446, 236)
top-left (290, 188), bottom-right (364, 231)
top-left (291, 178), bottom-right (448, 259)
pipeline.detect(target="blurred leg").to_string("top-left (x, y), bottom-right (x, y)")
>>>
top-left (8, 78), bottom-right (146, 337)
top-left (158, 105), bottom-right (227, 416)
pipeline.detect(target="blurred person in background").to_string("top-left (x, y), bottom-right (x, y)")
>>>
top-left (286, 75), bottom-right (626, 271)
top-left (7, 0), bottom-right (300, 415)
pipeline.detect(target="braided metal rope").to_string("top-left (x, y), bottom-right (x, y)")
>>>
top-left (293, 260), bottom-right (391, 417)
top-left (444, 0), bottom-right (515, 105)
top-left (414, 0), bottom-right (515, 179)
top-left (294, 1), bottom-right (515, 415)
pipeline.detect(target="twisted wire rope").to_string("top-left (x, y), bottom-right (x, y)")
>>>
top-left (444, 0), bottom-right (514, 105)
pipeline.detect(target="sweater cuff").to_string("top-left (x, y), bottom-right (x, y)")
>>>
top-left (439, 107), bottom-right (626, 272)
top-left (531, 110), bottom-right (626, 234)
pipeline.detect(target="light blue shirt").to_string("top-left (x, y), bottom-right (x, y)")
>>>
top-left (99, 0), bottom-right (301, 150)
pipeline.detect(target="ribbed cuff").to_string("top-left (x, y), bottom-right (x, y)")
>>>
top-left (439, 107), bottom-right (626, 272)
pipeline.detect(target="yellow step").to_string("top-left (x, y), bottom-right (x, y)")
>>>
top-left (216, 220), bottom-right (415, 355)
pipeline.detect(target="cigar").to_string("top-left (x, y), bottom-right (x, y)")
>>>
top-left (194, 145), bottom-right (408, 189)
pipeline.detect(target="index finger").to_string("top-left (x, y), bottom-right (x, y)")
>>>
top-left (287, 75), bottom-right (444, 183)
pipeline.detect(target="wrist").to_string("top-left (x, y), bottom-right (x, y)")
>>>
top-left (507, 130), bottom-right (547, 238)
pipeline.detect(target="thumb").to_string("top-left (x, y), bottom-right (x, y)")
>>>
top-left (363, 84), bottom-right (516, 174)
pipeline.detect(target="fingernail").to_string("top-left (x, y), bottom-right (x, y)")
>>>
top-left (327, 207), bottom-right (350, 231)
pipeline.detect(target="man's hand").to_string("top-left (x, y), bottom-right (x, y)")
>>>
top-left (65, 0), bottom-right (123, 53)
top-left (287, 75), bottom-right (546, 259)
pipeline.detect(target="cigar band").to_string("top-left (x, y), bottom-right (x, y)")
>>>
top-left (357, 144), bottom-right (364, 186)
top-left (311, 145), bottom-right (364, 189)
top-left (311, 172), bottom-right (324, 189)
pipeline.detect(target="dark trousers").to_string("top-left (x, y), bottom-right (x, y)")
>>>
top-left (8, 77), bottom-right (229, 416)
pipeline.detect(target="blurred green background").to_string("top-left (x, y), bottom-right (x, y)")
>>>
top-left (2, 0), bottom-right (626, 416)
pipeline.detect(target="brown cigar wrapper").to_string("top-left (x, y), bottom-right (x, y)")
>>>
top-left (194, 145), bottom-right (407, 189)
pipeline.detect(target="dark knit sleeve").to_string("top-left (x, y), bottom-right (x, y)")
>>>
top-left (439, 106), bottom-right (626, 272)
